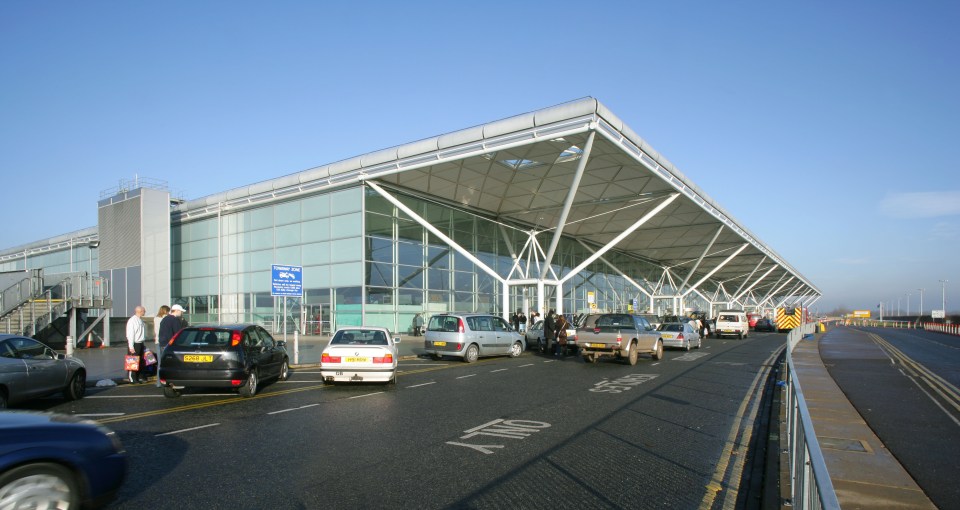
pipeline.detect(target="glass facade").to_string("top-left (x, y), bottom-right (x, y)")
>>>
top-left (5, 183), bottom-right (705, 336)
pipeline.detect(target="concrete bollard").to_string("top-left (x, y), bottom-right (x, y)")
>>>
top-left (66, 335), bottom-right (74, 357)
top-left (294, 330), bottom-right (300, 365)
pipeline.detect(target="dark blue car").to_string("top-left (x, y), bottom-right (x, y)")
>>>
top-left (0, 411), bottom-right (126, 508)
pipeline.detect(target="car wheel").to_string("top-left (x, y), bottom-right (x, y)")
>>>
top-left (0, 463), bottom-right (79, 510)
top-left (652, 340), bottom-right (664, 361)
top-left (509, 341), bottom-right (522, 358)
top-left (63, 370), bottom-right (86, 401)
top-left (240, 370), bottom-right (259, 397)
top-left (278, 360), bottom-right (290, 381)
top-left (163, 386), bottom-right (181, 398)
top-left (432, 353), bottom-right (443, 361)
top-left (464, 344), bottom-right (479, 363)
top-left (627, 342), bottom-right (639, 365)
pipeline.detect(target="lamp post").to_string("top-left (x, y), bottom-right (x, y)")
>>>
top-left (940, 280), bottom-right (949, 319)
top-left (918, 288), bottom-right (924, 317)
top-left (907, 293), bottom-right (911, 316)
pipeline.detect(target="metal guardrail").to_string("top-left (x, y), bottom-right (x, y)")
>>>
top-left (783, 323), bottom-right (841, 510)
top-left (0, 271), bottom-right (43, 317)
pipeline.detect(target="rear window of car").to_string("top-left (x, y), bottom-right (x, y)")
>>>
top-left (173, 328), bottom-right (231, 347)
top-left (658, 323), bottom-right (682, 332)
top-left (595, 315), bottom-right (635, 329)
top-left (719, 315), bottom-right (739, 322)
top-left (331, 329), bottom-right (388, 345)
top-left (428, 316), bottom-right (461, 332)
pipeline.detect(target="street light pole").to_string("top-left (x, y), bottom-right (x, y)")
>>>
top-left (918, 288), bottom-right (924, 317)
top-left (907, 293), bottom-right (911, 316)
top-left (940, 279), bottom-right (949, 318)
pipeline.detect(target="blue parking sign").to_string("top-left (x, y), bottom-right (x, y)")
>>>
top-left (271, 264), bottom-right (303, 297)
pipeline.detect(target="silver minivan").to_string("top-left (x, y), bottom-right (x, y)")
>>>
top-left (424, 313), bottom-right (526, 362)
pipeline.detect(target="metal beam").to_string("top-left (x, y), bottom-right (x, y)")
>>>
top-left (540, 130), bottom-right (596, 279)
top-left (682, 243), bottom-right (749, 298)
top-left (678, 225), bottom-right (723, 293)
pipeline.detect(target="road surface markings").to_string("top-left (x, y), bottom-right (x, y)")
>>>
top-left (447, 419), bottom-right (551, 454)
top-left (407, 382), bottom-right (436, 388)
top-left (268, 403), bottom-right (321, 415)
top-left (74, 413), bottom-right (125, 417)
top-left (518, 364), bottom-right (534, 368)
top-left (457, 374), bottom-right (477, 379)
top-left (700, 345), bottom-right (783, 510)
top-left (490, 369), bottom-right (508, 373)
top-left (348, 392), bottom-right (384, 399)
top-left (156, 423), bottom-right (220, 437)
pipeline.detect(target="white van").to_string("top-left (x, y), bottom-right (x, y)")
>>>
top-left (715, 310), bottom-right (749, 339)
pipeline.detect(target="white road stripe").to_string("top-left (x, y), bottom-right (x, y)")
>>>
top-left (518, 364), bottom-right (534, 368)
top-left (155, 423), bottom-right (221, 437)
top-left (348, 392), bottom-right (384, 399)
top-left (407, 382), bottom-right (436, 388)
top-left (456, 374), bottom-right (477, 379)
top-left (491, 369), bottom-right (508, 373)
top-left (74, 413), bottom-right (125, 417)
top-left (268, 403), bottom-right (320, 415)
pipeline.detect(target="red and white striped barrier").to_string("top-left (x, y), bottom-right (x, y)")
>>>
top-left (923, 322), bottom-right (960, 336)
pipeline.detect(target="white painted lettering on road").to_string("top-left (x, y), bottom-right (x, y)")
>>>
top-left (674, 352), bottom-right (710, 361)
top-left (590, 373), bottom-right (659, 393)
top-left (447, 419), bottom-right (551, 454)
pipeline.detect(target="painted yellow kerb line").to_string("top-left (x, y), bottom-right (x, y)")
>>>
top-left (869, 332), bottom-right (960, 414)
top-left (96, 358), bottom-right (499, 425)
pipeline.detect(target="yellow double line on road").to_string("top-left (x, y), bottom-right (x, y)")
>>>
top-left (869, 332), bottom-right (960, 424)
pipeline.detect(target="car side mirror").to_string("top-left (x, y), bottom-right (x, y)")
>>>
top-left (276, 340), bottom-right (286, 347)
top-left (394, 337), bottom-right (401, 344)
top-left (56, 352), bottom-right (66, 360)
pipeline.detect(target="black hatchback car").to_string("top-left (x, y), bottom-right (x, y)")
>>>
top-left (158, 324), bottom-right (289, 398)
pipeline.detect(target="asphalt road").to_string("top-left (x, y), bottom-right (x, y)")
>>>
top-left (25, 333), bottom-right (787, 510)
top-left (821, 327), bottom-right (960, 509)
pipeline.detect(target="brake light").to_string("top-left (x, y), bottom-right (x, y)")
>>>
top-left (616, 332), bottom-right (622, 345)
top-left (322, 353), bottom-right (341, 363)
top-left (458, 318), bottom-right (465, 333)
top-left (677, 333), bottom-right (684, 340)
top-left (373, 354), bottom-right (394, 363)
top-left (168, 329), bottom-right (182, 346)
top-left (230, 331), bottom-right (242, 347)
top-left (594, 327), bottom-right (600, 334)
top-left (231, 379), bottom-right (243, 387)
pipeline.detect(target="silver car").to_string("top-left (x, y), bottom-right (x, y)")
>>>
top-left (0, 334), bottom-right (86, 408)
top-left (657, 322), bottom-right (702, 351)
top-left (424, 313), bottom-right (525, 362)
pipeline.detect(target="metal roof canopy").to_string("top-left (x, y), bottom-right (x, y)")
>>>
top-left (173, 97), bottom-right (820, 312)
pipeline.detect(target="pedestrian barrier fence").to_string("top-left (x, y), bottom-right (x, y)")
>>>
top-left (783, 323), bottom-right (841, 510)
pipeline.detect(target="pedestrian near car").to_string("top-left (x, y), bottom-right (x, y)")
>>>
top-left (412, 313), bottom-right (424, 336)
top-left (154, 305), bottom-right (170, 353)
top-left (554, 313), bottom-right (569, 356)
top-left (126, 306), bottom-right (147, 384)
top-left (544, 309), bottom-right (557, 355)
top-left (157, 304), bottom-right (187, 386)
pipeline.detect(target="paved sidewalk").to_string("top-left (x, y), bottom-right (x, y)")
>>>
top-left (792, 331), bottom-right (936, 509)
top-left (65, 333), bottom-right (428, 386)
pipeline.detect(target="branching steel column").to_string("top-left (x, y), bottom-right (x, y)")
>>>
top-left (679, 225), bottom-right (723, 293)
top-left (733, 257), bottom-right (767, 299)
top-left (559, 193), bottom-right (681, 284)
top-left (366, 181), bottom-right (503, 284)
top-left (733, 265), bottom-right (778, 303)
top-left (540, 131), bottom-right (595, 280)
top-left (576, 240), bottom-right (653, 299)
top-left (682, 243), bottom-right (749, 298)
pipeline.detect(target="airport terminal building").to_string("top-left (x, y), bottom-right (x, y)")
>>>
top-left (0, 98), bottom-right (820, 340)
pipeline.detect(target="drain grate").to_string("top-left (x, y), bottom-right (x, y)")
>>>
top-left (819, 436), bottom-right (870, 452)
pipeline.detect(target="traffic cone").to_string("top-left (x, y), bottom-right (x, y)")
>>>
top-left (85, 334), bottom-right (93, 348)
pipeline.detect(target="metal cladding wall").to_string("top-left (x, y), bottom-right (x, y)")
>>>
top-left (98, 192), bottom-right (142, 271)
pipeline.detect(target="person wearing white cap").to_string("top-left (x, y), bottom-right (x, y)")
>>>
top-left (157, 304), bottom-right (187, 387)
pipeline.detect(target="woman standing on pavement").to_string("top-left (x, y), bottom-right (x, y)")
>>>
top-left (154, 305), bottom-right (170, 354)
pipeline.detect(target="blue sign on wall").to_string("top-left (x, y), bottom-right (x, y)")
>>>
top-left (271, 264), bottom-right (303, 297)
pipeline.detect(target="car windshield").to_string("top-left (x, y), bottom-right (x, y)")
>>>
top-left (658, 323), bottom-right (682, 332)
top-left (173, 328), bottom-right (231, 347)
top-left (719, 315), bottom-right (738, 322)
top-left (331, 330), bottom-right (388, 345)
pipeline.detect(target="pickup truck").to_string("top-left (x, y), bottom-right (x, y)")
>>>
top-left (577, 313), bottom-right (664, 365)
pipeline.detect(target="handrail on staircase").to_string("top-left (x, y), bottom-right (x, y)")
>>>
top-left (1, 270), bottom-right (44, 317)
top-left (1, 272), bottom-right (111, 336)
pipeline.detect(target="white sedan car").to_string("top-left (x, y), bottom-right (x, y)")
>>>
top-left (657, 322), bottom-right (702, 351)
top-left (320, 327), bottom-right (400, 384)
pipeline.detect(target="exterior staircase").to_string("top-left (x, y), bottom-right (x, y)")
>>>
top-left (0, 270), bottom-right (112, 342)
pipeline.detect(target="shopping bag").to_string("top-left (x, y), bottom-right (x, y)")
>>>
top-left (124, 354), bottom-right (140, 372)
top-left (144, 350), bottom-right (157, 366)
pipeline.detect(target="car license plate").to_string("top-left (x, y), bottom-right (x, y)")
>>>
top-left (345, 357), bottom-right (368, 363)
top-left (586, 343), bottom-right (605, 348)
top-left (183, 354), bottom-right (213, 363)
top-left (433, 341), bottom-right (447, 347)
top-left (723, 329), bottom-right (733, 333)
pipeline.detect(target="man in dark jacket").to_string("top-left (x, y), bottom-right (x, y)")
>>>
top-left (156, 304), bottom-right (187, 387)
top-left (544, 309), bottom-right (557, 355)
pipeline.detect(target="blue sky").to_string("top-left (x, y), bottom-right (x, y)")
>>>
top-left (2, 1), bottom-right (958, 313)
